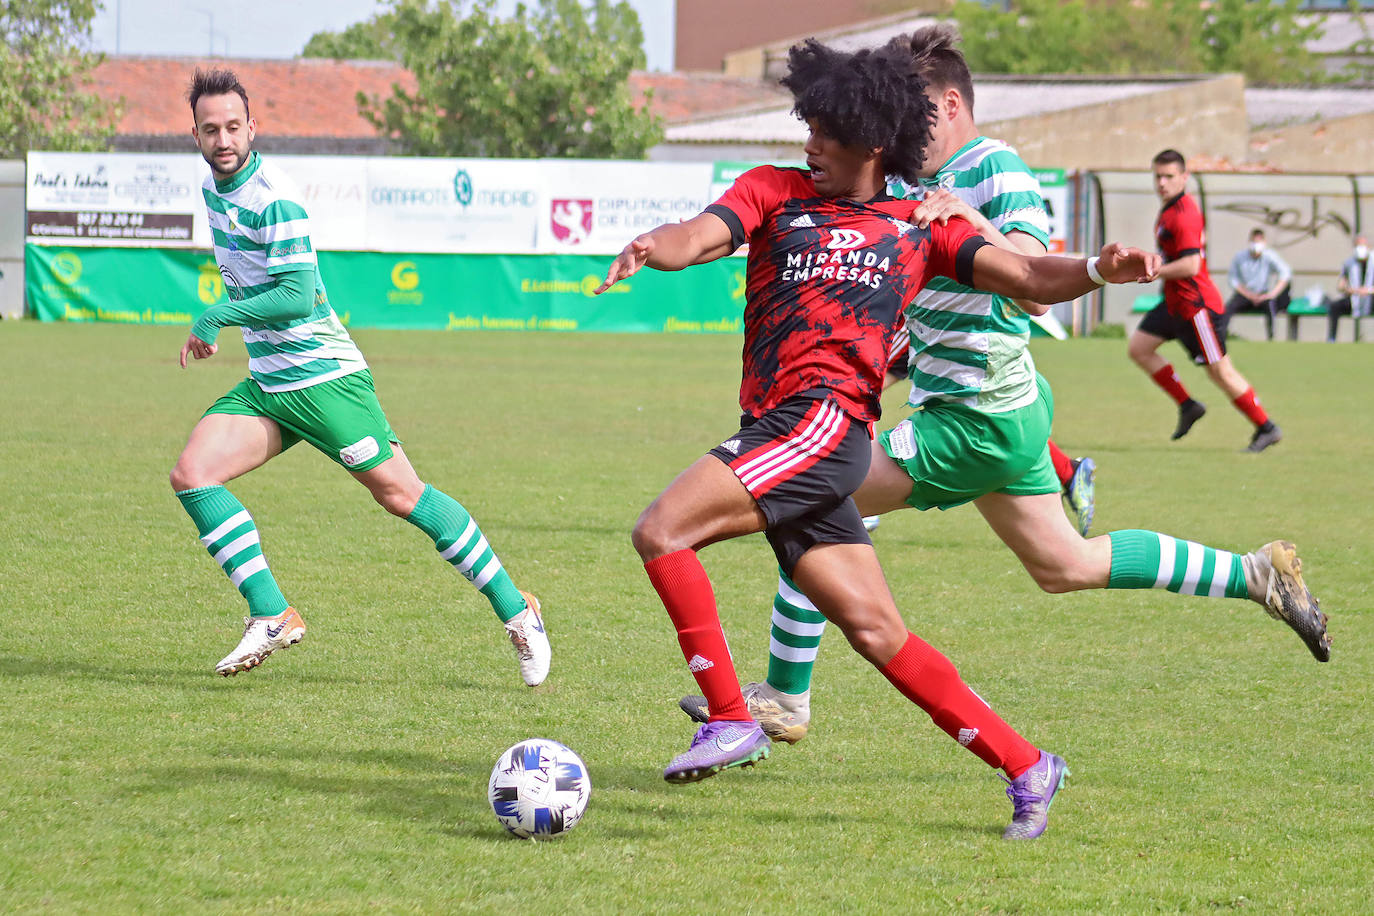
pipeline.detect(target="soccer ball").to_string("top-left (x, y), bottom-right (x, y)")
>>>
top-left (487, 738), bottom-right (591, 839)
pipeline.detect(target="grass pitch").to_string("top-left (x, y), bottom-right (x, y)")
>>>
top-left (1, 322), bottom-right (1369, 913)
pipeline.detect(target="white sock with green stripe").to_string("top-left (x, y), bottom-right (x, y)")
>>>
top-left (176, 485), bottom-right (290, 618)
top-left (765, 569), bottom-right (828, 695)
top-left (406, 484), bottom-right (527, 622)
top-left (1107, 529), bottom-right (1250, 598)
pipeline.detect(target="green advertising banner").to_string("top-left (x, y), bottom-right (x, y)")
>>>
top-left (25, 245), bottom-right (748, 334)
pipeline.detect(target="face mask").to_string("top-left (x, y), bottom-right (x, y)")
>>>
top-left (1356, 245), bottom-right (1369, 260)
top-left (1249, 242), bottom-right (1265, 255)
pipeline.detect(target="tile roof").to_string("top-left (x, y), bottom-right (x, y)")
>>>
top-left (89, 56), bottom-right (788, 140)
top-left (90, 56), bottom-right (416, 139)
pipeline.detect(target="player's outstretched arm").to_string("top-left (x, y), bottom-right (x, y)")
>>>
top-left (969, 242), bottom-right (1160, 314)
top-left (595, 212), bottom-right (734, 295)
top-left (178, 268), bottom-right (315, 367)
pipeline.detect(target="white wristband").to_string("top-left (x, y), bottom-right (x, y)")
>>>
top-left (1085, 256), bottom-right (1106, 286)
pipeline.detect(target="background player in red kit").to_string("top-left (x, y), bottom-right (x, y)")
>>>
top-left (595, 39), bottom-right (1158, 839)
top-left (1127, 149), bottom-right (1283, 452)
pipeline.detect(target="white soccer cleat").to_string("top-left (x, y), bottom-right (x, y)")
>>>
top-left (504, 591), bottom-right (550, 686)
top-left (679, 681), bottom-right (811, 744)
top-left (215, 607), bottom-right (306, 676)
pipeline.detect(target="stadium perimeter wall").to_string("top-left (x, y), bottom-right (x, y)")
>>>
top-left (19, 152), bottom-right (1374, 337)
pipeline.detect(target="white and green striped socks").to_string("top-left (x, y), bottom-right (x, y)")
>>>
top-left (406, 484), bottom-right (526, 622)
top-left (1107, 529), bottom-right (1250, 598)
top-left (176, 485), bottom-right (289, 618)
top-left (765, 570), bottom-right (828, 695)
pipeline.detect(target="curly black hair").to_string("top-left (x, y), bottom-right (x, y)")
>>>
top-left (779, 38), bottom-right (935, 184)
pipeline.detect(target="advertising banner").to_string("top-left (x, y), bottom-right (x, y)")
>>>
top-left (363, 157), bottom-right (544, 253)
top-left (537, 161), bottom-right (713, 254)
top-left (26, 246), bottom-right (747, 335)
top-left (1033, 168), bottom-right (1069, 254)
top-left (26, 151), bottom-right (204, 247)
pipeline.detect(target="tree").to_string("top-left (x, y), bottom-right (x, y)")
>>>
top-left (301, 14), bottom-right (396, 60)
top-left (342, 0), bottom-right (661, 158)
top-left (951, 0), bottom-right (1328, 85)
top-left (1, 0), bottom-right (120, 157)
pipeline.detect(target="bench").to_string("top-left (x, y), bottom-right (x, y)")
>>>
top-left (1131, 294), bottom-right (1325, 341)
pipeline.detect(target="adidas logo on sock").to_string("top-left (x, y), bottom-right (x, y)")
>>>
top-left (957, 727), bottom-right (979, 746)
top-left (688, 654), bottom-right (715, 672)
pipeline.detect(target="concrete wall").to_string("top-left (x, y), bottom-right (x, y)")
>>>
top-left (986, 75), bottom-right (1250, 172)
top-left (0, 160), bottom-right (24, 319)
top-left (1249, 111), bottom-right (1374, 174)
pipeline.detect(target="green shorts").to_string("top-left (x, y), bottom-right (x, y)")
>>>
top-left (204, 369), bottom-right (400, 472)
top-left (878, 373), bottom-right (1059, 511)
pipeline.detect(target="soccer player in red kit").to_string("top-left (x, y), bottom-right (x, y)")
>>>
top-left (1127, 149), bottom-right (1283, 452)
top-left (595, 39), bottom-right (1158, 839)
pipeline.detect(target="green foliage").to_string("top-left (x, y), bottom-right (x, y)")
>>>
top-left (0, 0), bottom-right (119, 157)
top-left (951, 0), bottom-right (1328, 85)
top-left (1, 323), bottom-right (1371, 911)
top-left (350, 0), bottom-right (661, 158)
top-left (300, 14), bottom-right (396, 60)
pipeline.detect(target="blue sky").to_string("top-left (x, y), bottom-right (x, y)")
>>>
top-left (89, 0), bottom-right (676, 70)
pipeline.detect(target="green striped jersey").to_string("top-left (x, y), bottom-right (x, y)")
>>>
top-left (887, 137), bottom-right (1050, 413)
top-left (203, 151), bottom-right (367, 392)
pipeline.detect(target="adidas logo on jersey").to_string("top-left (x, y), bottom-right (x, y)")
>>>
top-left (719, 438), bottom-right (741, 455)
top-left (789, 214), bottom-right (816, 228)
top-left (688, 654), bottom-right (715, 672)
top-left (957, 727), bottom-right (979, 746)
top-left (888, 217), bottom-right (915, 234)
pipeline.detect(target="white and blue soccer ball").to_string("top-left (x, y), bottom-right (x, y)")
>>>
top-left (487, 738), bottom-right (591, 839)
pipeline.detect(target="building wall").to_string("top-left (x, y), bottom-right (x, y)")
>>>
top-left (675, 0), bottom-right (889, 70)
top-left (0, 160), bottom-right (24, 319)
top-left (986, 75), bottom-right (1250, 172)
top-left (1249, 112), bottom-right (1374, 173)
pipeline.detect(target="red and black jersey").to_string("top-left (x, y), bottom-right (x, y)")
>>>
top-left (706, 166), bottom-right (987, 422)
top-left (1155, 192), bottom-right (1224, 317)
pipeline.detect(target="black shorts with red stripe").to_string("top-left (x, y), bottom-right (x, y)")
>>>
top-left (1138, 301), bottom-right (1229, 365)
top-left (709, 394), bottom-right (872, 575)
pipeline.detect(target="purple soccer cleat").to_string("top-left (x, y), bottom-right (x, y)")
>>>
top-left (663, 720), bottom-right (770, 784)
top-left (1001, 749), bottom-right (1069, 840)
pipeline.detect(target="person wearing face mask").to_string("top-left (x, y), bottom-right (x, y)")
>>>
top-left (1326, 236), bottom-right (1374, 342)
top-left (1225, 228), bottom-right (1291, 341)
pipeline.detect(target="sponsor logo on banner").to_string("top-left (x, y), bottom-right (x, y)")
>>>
top-left (52, 252), bottom-right (83, 285)
top-left (454, 169), bottom-right (474, 207)
top-left (198, 262), bottom-right (225, 304)
top-left (388, 261), bottom-right (423, 305)
top-left (30, 165), bottom-right (111, 207)
top-left (114, 162), bottom-right (191, 207)
top-left (550, 199), bottom-right (593, 245)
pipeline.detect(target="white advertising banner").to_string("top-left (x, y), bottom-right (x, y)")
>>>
top-left (363, 157), bottom-right (544, 253)
top-left (26, 151), bottom-right (206, 247)
top-left (274, 156), bottom-right (369, 252)
top-left (537, 161), bottom-right (714, 254)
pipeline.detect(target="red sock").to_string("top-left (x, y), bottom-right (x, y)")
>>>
top-left (1231, 387), bottom-right (1269, 427)
top-left (879, 632), bottom-right (1040, 778)
top-left (644, 550), bottom-right (749, 721)
top-left (1047, 439), bottom-right (1074, 488)
top-left (1150, 364), bottom-right (1192, 405)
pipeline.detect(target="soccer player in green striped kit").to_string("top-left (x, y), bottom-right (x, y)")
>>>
top-left (172, 68), bottom-right (550, 682)
top-left (682, 25), bottom-right (1329, 749)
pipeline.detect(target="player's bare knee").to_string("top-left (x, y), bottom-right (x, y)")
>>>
top-left (838, 617), bottom-right (905, 666)
top-left (631, 512), bottom-right (675, 561)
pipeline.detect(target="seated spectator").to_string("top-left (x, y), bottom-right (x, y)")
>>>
top-left (1225, 228), bottom-right (1291, 341)
top-left (1326, 235), bottom-right (1374, 343)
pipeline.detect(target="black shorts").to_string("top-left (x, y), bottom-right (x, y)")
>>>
top-left (1138, 301), bottom-right (1229, 365)
top-left (709, 395), bottom-right (872, 576)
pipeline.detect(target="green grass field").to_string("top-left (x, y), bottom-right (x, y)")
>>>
top-left (1, 322), bottom-right (1369, 914)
